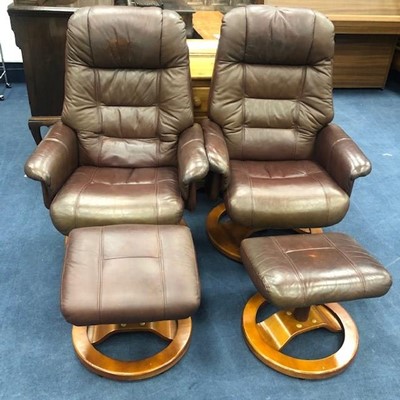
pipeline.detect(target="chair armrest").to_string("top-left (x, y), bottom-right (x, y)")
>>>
top-left (24, 121), bottom-right (78, 208)
top-left (201, 118), bottom-right (230, 190)
top-left (314, 124), bottom-right (371, 195)
top-left (178, 123), bottom-right (209, 201)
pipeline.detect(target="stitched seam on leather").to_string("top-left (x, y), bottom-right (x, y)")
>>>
top-left (241, 64), bottom-right (246, 160)
top-left (87, 9), bottom-right (103, 166)
top-left (97, 227), bottom-right (104, 323)
top-left (327, 137), bottom-right (350, 172)
top-left (294, 13), bottom-right (316, 160)
top-left (324, 235), bottom-right (368, 295)
top-left (126, 168), bottom-right (135, 184)
top-left (45, 138), bottom-right (68, 152)
top-left (117, 108), bottom-right (123, 138)
top-left (186, 230), bottom-right (201, 302)
top-left (156, 70), bottom-right (161, 167)
top-left (306, 13), bottom-right (317, 65)
top-left (159, 10), bottom-right (163, 69)
top-left (94, 69), bottom-right (104, 166)
top-left (286, 246), bottom-right (331, 254)
top-left (155, 168), bottom-right (159, 224)
top-left (180, 138), bottom-right (203, 149)
top-left (307, 169), bottom-right (330, 225)
top-left (156, 11), bottom-right (163, 165)
top-left (294, 65), bottom-right (306, 160)
top-left (270, 10), bottom-right (274, 56)
top-left (295, 63), bottom-right (309, 159)
top-left (73, 168), bottom-right (96, 229)
top-left (87, 8), bottom-right (95, 67)
top-left (103, 255), bottom-right (159, 260)
top-left (241, 7), bottom-right (248, 160)
top-left (157, 226), bottom-right (167, 319)
top-left (245, 163), bottom-right (255, 227)
top-left (271, 237), bottom-right (307, 305)
top-left (244, 7), bottom-right (248, 62)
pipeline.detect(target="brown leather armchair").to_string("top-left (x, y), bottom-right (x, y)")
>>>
top-left (25, 6), bottom-right (208, 235)
top-left (203, 5), bottom-right (371, 261)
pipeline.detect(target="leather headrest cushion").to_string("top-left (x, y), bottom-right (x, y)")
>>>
top-left (66, 6), bottom-right (188, 69)
top-left (218, 5), bottom-right (334, 66)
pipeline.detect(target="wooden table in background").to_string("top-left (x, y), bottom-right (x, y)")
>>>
top-left (193, 10), bottom-right (222, 39)
top-left (8, 0), bottom-right (195, 144)
top-left (188, 39), bottom-right (218, 122)
top-left (263, 0), bottom-right (400, 88)
top-left (190, 5), bottom-right (400, 123)
top-left (7, 2), bottom-right (400, 144)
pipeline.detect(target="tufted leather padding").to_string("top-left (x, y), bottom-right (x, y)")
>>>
top-left (203, 5), bottom-right (371, 233)
top-left (24, 7), bottom-right (209, 235)
top-left (241, 233), bottom-right (392, 309)
top-left (62, 6), bottom-right (194, 168)
top-left (61, 224), bottom-right (200, 325)
top-left (225, 160), bottom-right (349, 229)
top-left (65, 7), bottom-right (187, 70)
top-left (50, 166), bottom-right (183, 235)
top-left (209, 5), bottom-right (334, 161)
top-left (218, 6), bottom-right (334, 66)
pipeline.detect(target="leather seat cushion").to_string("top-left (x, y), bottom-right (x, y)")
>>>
top-left (61, 224), bottom-right (200, 325)
top-left (241, 233), bottom-right (392, 309)
top-left (50, 166), bottom-right (184, 235)
top-left (225, 160), bottom-right (349, 229)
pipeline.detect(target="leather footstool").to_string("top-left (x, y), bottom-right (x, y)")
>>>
top-left (240, 233), bottom-right (392, 380)
top-left (61, 224), bottom-right (200, 381)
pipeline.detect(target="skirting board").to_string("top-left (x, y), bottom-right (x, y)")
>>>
top-left (2, 63), bottom-right (25, 83)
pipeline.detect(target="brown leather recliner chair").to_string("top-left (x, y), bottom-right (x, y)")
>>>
top-left (203, 5), bottom-right (371, 261)
top-left (25, 6), bottom-right (208, 235)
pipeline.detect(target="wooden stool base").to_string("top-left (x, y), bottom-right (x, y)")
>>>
top-left (206, 203), bottom-right (257, 262)
top-left (71, 318), bottom-right (192, 381)
top-left (242, 293), bottom-right (359, 379)
top-left (206, 204), bottom-right (322, 262)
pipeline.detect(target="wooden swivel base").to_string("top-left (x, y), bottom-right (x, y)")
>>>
top-left (242, 293), bottom-right (359, 380)
top-left (71, 318), bottom-right (192, 381)
top-left (206, 203), bottom-right (323, 262)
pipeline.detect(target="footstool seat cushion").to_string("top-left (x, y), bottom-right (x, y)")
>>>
top-left (241, 233), bottom-right (392, 309)
top-left (61, 224), bottom-right (200, 326)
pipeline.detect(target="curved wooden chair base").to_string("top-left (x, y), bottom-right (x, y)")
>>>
top-left (206, 204), bottom-right (323, 262)
top-left (71, 318), bottom-right (192, 381)
top-left (242, 293), bottom-right (359, 380)
top-left (206, 203), bottom-right (256, 262)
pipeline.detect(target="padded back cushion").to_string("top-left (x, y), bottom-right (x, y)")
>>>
top-left (62, 6), bottom-right (193, 167)
top-left (209, 5), bottom-right (334, 160)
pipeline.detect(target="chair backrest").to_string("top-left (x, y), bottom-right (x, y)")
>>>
top-left (209, 5), bottom-right (334, 161)
top-left (62, 6), bottom-right (193, 168)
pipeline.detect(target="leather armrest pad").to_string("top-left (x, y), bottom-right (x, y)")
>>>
top-left (24, 121), bottom-right (78, 206)
top-left (314, 124), bottom-right (371, 195)
top-left (201, 118), bottom-right (230, 189)
top-left (178, 123), bottom-right (209, 199)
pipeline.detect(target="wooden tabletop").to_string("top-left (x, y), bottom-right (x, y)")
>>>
top-left (263, 0), bottom-right (400, 34)
top-left (187, 39), bottom-right (217, 80)
top-left (193, 11), bottom-right (222, 39)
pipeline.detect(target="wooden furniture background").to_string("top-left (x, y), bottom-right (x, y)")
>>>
top-left (193, 10), bottom-right (222, 39)
top-left (193, 4), bottom-right (400, 89)
top-left (262, 0), bottom-right (400, 88)
top-left (8, 0), bottom-right (195, 143)
top-left (393, 39), bottom-right (400, 72)
top-left (8, 0), bottom-right (400, 144)
top-left (187, 0), bottom-right (251, 11)
top-left (188, 39), bottom-right (218, 122)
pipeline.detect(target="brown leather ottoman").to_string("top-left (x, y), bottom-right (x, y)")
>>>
top-left (61, 224), bottom-right (200, 381)
top-left (240, 233), bottom-right (392, 380)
